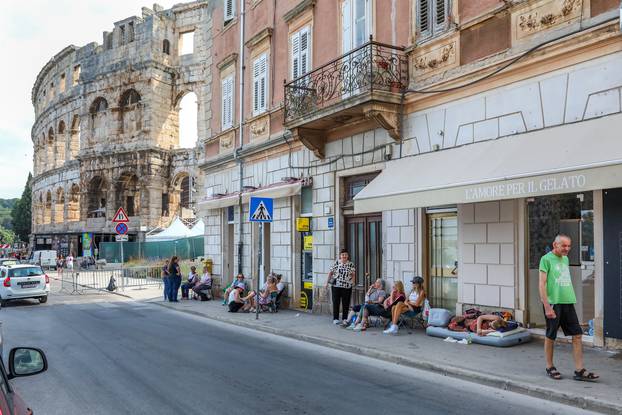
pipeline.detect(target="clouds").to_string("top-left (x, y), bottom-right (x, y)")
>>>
top-left (0, 0), bottom-right (177, 197)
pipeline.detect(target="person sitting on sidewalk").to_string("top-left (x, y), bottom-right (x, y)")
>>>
top-left (181, 266), bottom-right (199, 300)
top-left (228, 286), bottom-right (253, 313)
top-left (223, 274), bottom-right (246, 305)
top-left (539, 234), bottom-right (599, 382)
top-left (247, 275), bottom-right (279, 312)
top-left (345, 278), bottom-right (386, 329)
top-left (354, 281), bottom-right (405, 331)
top-left (192, 266), bottom-right (213, 300)
top-left (384, 276), bottom-right (426, 335)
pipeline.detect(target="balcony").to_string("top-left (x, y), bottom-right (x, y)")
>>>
top-left (284, 39), bottom-right (408, 158)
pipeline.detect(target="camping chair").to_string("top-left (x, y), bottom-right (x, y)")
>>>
top-left (259, 291), bottom-right (279, 313)
top-left (398, 309), bottom-right (426, 330)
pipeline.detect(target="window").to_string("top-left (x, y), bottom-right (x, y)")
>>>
top-left (163, 39), bottom-right (170, 54)
top-left (119, 25), bottom-right (126, 46)
top-left (161, 193), bottom-right (169, 216)
top-left (301, 186), bottom-right (312, 215)
top-left (417, 0), bottom-right (450, 41)
top-left (179, 31), bottom-right (195, 55)
top-left (72, 65), bottom-right (81, 86)
top-left (128, 22), bottom-right (135, 43)
top-left (252, 53), bottom-right (268, 115)
top-left (59, 73), bottom-right (66, 93)
top-left (105, 32), bottom-right (113, 50)
top-left (221, 75), bottom-right (234, 130)
top-left (224, 0), bottom-right (235, 23)
top-left (49, 82), bottom-right (55, 100)
top-left (227, 206), bottom-right (235, 223)
top-left (342, 0), bottom-right (371, 53)
top-left (291, 26), bottom-right (311, 80)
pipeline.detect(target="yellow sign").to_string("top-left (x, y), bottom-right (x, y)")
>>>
top-left (303, 235), bottom-right (313, 251)
top-left (296, 217), bottom-right (310, 232)
top-left (303, 281), bottom-right (313, 289)
top-left (300, 291), bottom-right (309, 309)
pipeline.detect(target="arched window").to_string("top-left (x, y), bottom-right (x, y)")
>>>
top-left (90, 97), bottom-right (108, 114)
top-left (54, 188), bottom-right (64, 224)
top-left (120, 89), bottom-right (141, 107)
top-left (115, 173), bottom-right (141, 217)
top-left (119, 89), bottom-right (142, 134)
top-left (163, 39), bottom-right (170, 55)
top-left (43, 191), bottom-right (52, 225)
top-left (68, 183), bottom-right (80, 222)
top-left (70, 115), bottom-right (80, 158)
top-left (87, 176), bottom-right (107, 218)
top-left (47, 127), bottom-right (55, 169)
top-left (89, 97), bottom-right (108, 141)
top-left (57, 120), bottom-right (66, 164)
top-left (178, 92), bottom-right (198, 148)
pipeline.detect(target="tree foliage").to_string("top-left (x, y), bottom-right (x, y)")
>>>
top-left (0, 226), bottom-right (15, 245)
top-left (11, 173), bottom-right (32, 242)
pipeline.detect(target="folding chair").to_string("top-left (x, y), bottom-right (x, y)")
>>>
top-left (398, 310), bottom-right (426, 330)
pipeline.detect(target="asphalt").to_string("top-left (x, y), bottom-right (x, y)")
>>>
top-left (0, 288), bottom-right (598, 415)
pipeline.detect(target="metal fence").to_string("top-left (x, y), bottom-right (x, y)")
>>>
top-left (58, 265), bottom-right (162, 294)
top-left (99, 236), bottom-right (204, 263)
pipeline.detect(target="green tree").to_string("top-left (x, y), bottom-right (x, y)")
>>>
top-left (11, 173), bottom-right (32, 242)
top-left (0, 226), bottom-right (15, 245)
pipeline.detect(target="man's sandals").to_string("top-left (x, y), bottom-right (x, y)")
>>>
top-left (573, 368), bottom-right (599, 382)
top-left (546, 367), bottom-right (599, 381)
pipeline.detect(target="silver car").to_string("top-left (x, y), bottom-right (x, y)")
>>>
top-left (0, 265), bottom-right (50, 307)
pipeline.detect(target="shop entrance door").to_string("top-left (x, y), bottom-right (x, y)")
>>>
top-left (346, 215), bottom-right (382, 305)
top-left (427, 213), bottom-right (458, 310)
top-left (604, 188), bottom-right (622, 339)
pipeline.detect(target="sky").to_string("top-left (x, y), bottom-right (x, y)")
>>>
top-left (0, 0), bottom-right (180, 198)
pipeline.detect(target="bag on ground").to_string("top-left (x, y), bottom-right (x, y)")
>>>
top-left (427, 308), bottom-right (452, 327)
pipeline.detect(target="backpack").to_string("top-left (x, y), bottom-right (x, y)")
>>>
top-left (106, 275), bottom-right (117, 292)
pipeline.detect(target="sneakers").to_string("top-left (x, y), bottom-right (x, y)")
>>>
top-left (333, 319), bottom-right (341, 325)
top-left (383, 324), bottom-right (399, 335)
top-left (353, 323), bottom-right (366, 332)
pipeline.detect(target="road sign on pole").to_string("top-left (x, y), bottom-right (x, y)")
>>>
top-left (115, 223), bottom-right (128, 235)
top-left (249, 197), bottom-right (273, 320)
top-left (115, 235), bottom-right (129, 242)
top-left (112, 207), bottom-right (130, 223)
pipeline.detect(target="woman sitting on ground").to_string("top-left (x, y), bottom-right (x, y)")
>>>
top-left (384, 276), bottom-right (426, 335)
top-left (191, 266), bottom-right (213, 300)
top-left (345, 278), bottom-right (386, 329)
top-left (248, 276), bottom-right (279, 312)
top-left (228, 286), bottom-right (254, 313)
top-left (223, 274), bottom-right (246, 305)
top-left (181, 266), bottom-right (199, 300)
top-left (354, 281), bottom-right (406, 331)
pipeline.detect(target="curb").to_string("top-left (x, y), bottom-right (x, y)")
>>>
top-left (150, 301), bottom-right (620, 415)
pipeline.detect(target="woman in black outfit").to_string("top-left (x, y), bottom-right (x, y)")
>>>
top-left (167, 256), bottom-right (182, 302)
top-left (326, 249), bottom-right (356, 325)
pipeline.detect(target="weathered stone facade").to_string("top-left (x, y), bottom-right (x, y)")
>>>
top-left (30, 1), bottom-right (212, 254)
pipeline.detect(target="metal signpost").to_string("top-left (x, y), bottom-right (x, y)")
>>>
top-left (249, 197), bottom-right (273, 320)
top-left (113, 207), bottom-right (130, 266)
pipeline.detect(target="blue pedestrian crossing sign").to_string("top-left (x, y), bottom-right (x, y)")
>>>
top-left (249, 197), bottom-right (273, 223)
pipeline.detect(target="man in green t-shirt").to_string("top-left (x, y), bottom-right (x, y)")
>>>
top-left (539, 234), bottom-right (598, 382)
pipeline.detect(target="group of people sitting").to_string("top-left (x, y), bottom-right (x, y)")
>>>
top-left (224, 273), bottom-right (285, 313)
top-left (180, 265), bottom-right (214, 300)
top-left (343, 276), bottom-right (427, 335)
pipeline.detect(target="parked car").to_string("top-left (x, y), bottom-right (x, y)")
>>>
top-left (0, 345), bottom-right (48, 414)
top-left (0, 259), bottom-right (19, 267)
top-left (0, 265), bottom-right (50, 307)
top-left (29, 251), bottom-right (56, 270)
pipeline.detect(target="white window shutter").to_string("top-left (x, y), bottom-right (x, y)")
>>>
top-left (433, 0), bottom-right (449, 34)
top-left (291, 32), bottom-right (300, 80)
top-left (418, 0), bottom-right (431, 38)
top-left (225, 0), bottom-right (235, 22)
top-left (260, 54), bottom-right (267, 111)
top-left (300, 27), bottom-right (310, 76)
top-left (253, 54), bottom-right (268, 115)
top-left (221, 76), bottom-right (233, 130)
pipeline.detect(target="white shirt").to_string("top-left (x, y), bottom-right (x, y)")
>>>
top-left (200, 272), bottom-right (212, 284)
top-left (277, 282), bottom-right (285, 292)
top-left (408, 291), bottom-right (419, 303)
top-left (228, 289), bottom-right (239, 303)
top-left (66, 256), bottom-right (74, 268)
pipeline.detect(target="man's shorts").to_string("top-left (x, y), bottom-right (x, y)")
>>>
top-left (544, 303), bottom-right (583, 340)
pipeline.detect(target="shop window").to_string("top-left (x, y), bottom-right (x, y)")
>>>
top-left (179, 31), bottom-right (195, 56)
top-left (416, 0), bottom-right (450, 42)
top-left (301, 186), bottom-right (313, 215)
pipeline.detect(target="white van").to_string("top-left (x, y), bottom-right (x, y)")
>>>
top-left (31, 250), bottom-right (57, 269)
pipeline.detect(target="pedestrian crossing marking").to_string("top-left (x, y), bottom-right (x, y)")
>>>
top-left (250, 201), bottom-right (272, 221)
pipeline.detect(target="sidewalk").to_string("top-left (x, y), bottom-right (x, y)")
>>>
top-left (123, 286), bottom-right (622, 414)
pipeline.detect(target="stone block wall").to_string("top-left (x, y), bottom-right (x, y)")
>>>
top-left (383, 209), bottom-right (417, 290)
top-left (459, 200), bottom-right (517, 310)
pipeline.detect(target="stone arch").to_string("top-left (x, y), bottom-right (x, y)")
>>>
top-left (115, 172), bottom-right (141, 217)
top-left (57, 120), bottom-right (66, 165)
top-left (119, 89), bottom-right (142, 135)
top-left (47, 127), bottom-right (55, 169)
top-left (43, 190), bottom-right (52, 225)
top-left (87, 176), bottom-right (108, 218)
top-left (89, 97), bottom-right (108, 142)
top-left (170, 171), bottom-right (192, 217)
top-left (176, 91), bottom-right (199, 148)
top-left (54, 187), bottom-right (65, 224)
top-left (70, 114), bottom-right (80, 159)
top-left (67, 183), bottom-right (80, 222)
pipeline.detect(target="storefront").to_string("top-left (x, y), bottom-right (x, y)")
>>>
top-left (353, 113), bottom-right (622, 347)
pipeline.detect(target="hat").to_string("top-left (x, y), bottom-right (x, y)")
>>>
top-left (410, 276), bottom-right (424, 285)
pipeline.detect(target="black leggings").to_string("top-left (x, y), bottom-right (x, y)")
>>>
top-left (331, 286), bottom-right (352, 321)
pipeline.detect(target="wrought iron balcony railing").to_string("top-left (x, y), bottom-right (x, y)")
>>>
top-left (284, 39), bottom-right (408, 123)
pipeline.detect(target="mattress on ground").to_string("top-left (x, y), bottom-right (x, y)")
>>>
top-left (426, 326), bottom-right (531, 347)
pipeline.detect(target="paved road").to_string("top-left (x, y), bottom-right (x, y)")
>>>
top-left (0, 291), bottom-right (596, 415)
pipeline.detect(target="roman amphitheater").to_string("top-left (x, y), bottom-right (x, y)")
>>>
top-left (30, 2), bottom-right (212, 255)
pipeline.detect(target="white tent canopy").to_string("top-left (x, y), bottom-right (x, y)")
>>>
top-left (146, 217), bottom-right (192, 241)
top-left (188, 219), bottom-right (205, 237)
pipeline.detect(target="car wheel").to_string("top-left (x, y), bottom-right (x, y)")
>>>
top-left (39, 296), bottom-right (48, 304)
top-left (0, 299), bottom-right (7, 307)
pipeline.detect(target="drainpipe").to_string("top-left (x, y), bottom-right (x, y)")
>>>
top-left (235, 0), bottom-right (246, 275)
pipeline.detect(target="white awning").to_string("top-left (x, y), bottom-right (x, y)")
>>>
top-left (198, 181), bottom-right (303, 210)
top-left (354, 113), bottom-right (622, 213)
top-left (146, 217), bottom-right (191, 241)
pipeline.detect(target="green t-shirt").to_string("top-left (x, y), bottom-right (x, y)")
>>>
top-left (539, 251), bottom-right (576, 304)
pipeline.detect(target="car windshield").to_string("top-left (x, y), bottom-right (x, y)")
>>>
top-left (9, 267), bottom-right (44, 278)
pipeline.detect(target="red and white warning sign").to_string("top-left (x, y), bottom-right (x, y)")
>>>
top-left (112, 207), bottom-right (130, 223)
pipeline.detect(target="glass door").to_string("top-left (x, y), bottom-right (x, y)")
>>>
top-left (346, 215), bottom-right (382, 305)
top-left (428, 213), bottom-right (458, 310)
